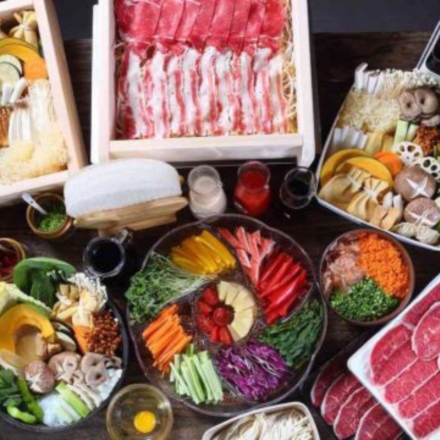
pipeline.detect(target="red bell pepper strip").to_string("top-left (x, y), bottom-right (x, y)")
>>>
top-left (265, 269), bottom-right (307, 314)
top-left (259, 251), bottom-right (286, 286)
top-left (261, 258), bottom-right (295, 292)
top-left (265, 310), bottom-right (279, 325)
top-left (277, 281), bottom-right (308, 317)
top-left (259, 263), bottom-right (301, 298)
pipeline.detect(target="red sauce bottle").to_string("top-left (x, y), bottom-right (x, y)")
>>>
top-left (234, 161), bottom-right (271, 217)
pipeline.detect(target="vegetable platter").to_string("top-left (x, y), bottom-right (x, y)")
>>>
top-left (202, 401), bottom-right (319, 440)
top-left (0, 257), bottom-right (128, 432)
top-left (126, 214), bottom-right (327, 417)
top-left (301, 333), bottom-right (405, 440)
top-left (0, 0), bottom-right (85, 206)
top-left (91, 0), bottom-right (317, 165)
top-left (316, 63), bottom-right (440, 251)
top-left (348, 273), bottom-right (440, 440)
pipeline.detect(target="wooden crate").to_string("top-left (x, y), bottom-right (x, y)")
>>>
top-left (91, 0), bottom-right (318, 166)
top-left (0, 0), bottom-right (86, 205)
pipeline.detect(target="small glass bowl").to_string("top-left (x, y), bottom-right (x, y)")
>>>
top-left (106, 384), bottom-right (173, 440)
top-left (26, 193), bottom-right (74, 240)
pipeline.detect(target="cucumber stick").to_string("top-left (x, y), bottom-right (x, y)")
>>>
top-left (170, 345), bottom-right (223, 404)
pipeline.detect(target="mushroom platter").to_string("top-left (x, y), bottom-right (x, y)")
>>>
top-left (126, 215), bottom-right (327, 417)
top-left (0, 257), bottom-right (127, 431)
top-left (317, 65), bottom-right (440, 250)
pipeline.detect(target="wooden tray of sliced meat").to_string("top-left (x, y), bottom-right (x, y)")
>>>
top-left (91, 0), bottom-right (317, 165)
top-left (349, 273), bottom-right (440, 440)
top-left (302, 334), bottom-right (405, 440)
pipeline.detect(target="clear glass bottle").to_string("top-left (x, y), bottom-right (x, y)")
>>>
top-left (188, 166), bottom-right (227, 219)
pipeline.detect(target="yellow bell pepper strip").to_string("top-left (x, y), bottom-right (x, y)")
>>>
top-left (199, 231), bottom-right (236, 268)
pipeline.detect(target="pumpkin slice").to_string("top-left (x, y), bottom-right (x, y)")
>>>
top-left (320, 148), bottom-right (368, 186)
top-left (336, 157), bottom-right (394, 186)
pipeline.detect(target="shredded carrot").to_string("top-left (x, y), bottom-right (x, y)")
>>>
top-left (358, 233), bottom-right (409, 299)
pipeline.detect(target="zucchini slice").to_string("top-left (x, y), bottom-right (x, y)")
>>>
top-left (0, 55), bottom-right (22, 74)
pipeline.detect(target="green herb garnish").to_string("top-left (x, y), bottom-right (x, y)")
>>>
top-left (126, 253), bottom-right (213, 324)
top-left (36, 202), bottom-right (66, 233)
top-left (259, 299), bottom-right (323, 370)
top-left (0, 368), bottom-right (22, 408)
top-left (330, 278), bottom-right (399, 322)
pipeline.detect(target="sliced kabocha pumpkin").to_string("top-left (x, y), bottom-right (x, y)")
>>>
top-left (318, 167), bottom-right (370, 210)
top-left (336, 157), bottom-right (394, 187)
top-left (346, 177), bottom-right (391, 221)
top-left (320, 148), bottom-right (369, 186)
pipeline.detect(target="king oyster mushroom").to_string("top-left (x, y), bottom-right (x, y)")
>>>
top-left (48, 352), bottom-right (81, 382)
top-left (80, 353), bottom-right (109, 388)
top-left (394, 167), bottom-right (436, 202)
top-left (24, 360), bottom-right (56, 394)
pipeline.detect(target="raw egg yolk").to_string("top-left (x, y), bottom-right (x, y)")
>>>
top-left (134, 410), bottom-right (156, 434)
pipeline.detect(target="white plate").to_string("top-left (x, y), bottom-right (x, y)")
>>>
top-left (202, 401), bottom-right (320, 440)
top-left (348, 273), bottom-right (440, 440)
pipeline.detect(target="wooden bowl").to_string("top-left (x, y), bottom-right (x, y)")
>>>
top-left (0, 238), bottom-right (26, 283)
top-left (319, 229), bottom-right (415, 327)
top-left (26, 193), bottom-right (74, 240)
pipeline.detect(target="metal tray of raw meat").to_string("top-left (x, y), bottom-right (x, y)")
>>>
top-left (349, 273), bottom-right (440, 440)
top-left (301, 333), bottom-right (405, 440)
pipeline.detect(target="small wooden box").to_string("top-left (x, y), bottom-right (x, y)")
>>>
top-left (91, 0), bottom-right (318, 166)
top-left (0, 0), bottom-right (86, 206)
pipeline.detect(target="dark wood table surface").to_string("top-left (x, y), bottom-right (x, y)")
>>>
top-left (0, 32), bottom-right (438, 440)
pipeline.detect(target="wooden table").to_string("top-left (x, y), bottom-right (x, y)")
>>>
top-left (0, 32), bottom-right (437, 440)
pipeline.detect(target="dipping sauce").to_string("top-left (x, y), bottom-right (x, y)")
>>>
top-left (234, 161), bottom-right (271, 217)
top-left (88, 240), bottom-right (123, 274)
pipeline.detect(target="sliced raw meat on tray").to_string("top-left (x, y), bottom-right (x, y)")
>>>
top-left (258, 0), bottom-right (286, 52)
top-left (205, 0), bottom-right (236, 51)
top-left (370, 324), bottom-right (412, 383)
top-left (411, 399), bottom-right (440, 439)
top-left (155, 0), bottom-right (185, 52)
top-left (384, 357), bottom-right (438, 404)
top-left (321, 372), bottom-right (362, 425)
top-left (333, 387), bottom-right (376, 439)
top-left (310, 354), bottom-right (346, 407)
top-left (412, 302), bottom-right (440, 360)
top-left (398, 372), bottom-right (440, 420)
top-left (403, 284), bottom-right (440, 329)
top-left (372, 341), bottom-right (417, 386)
top-left (187, 0), bottom-right (217, 51)
top-left (175, 0), bottom-right (201, 45)
top-left (355, 403), bottom-right (402, 440)
top-left (227, 0), bottom-right (251, 54)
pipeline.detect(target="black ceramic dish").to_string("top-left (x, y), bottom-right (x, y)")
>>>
top-left (128, 214), bottom-right (328, 418)
top-left (0, 299), bottom-right (129, 433)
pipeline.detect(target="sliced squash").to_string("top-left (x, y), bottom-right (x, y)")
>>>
top-left (0, 38), bottom-right (39, 53)
top-left (320, 148), bottom-right (368, 186)
top-left (0, 42), bottom-right (42, 65)
top-left (336, 157), bottom-right (394, 187)
top-left (24, 57), bottom-right (48, 80)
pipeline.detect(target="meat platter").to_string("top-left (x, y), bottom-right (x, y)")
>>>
top-left (91, 0), bottom-right (317, 164)
top-left (316, 64), bottom-right (440, 251)
top-left (125, 214), bottom-right (327, 417)
top-left (301, 334), bottom-right (404, 440)
top-left (348, 273), bottom-right (440, 440)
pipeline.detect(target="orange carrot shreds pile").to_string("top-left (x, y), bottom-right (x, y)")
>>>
top-left (358, 233), bottom-right (409, 299)
top-left (142, 304), bottom-right (192, 373)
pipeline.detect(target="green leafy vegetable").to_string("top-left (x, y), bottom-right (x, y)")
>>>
top-left (126, 253), bottom-right (213, 323)
top-left (0, 368), bottom-right (22, 408)
top-left (13, 258), bottom-right (76, 307)
top-left (259, 300), bottom-right (323, 370)
top-left (330, 278), bottom-right (399, 322)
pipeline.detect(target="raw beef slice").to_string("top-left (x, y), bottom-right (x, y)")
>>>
top-left (333, 387), bottom-right (376, 439)
top-left (311, 355), bottom-right (346, 407)
top-left (403, 283), bottom-right (440, 328)
top-left (412, 302), bottom-right (440, 360)
top-left (412, 399), bottom-right (440, 439)
top-left (372, 342), bottom-right (417, 386)
top-left (370, 324), bottom-right (412, 382)
top-left (355, 403), bottom-right (402, 440)
top-left (398, 372), bottom-right (440, 419)
top-left (384, 357), bottom-right (438, 404)
top-left (321, 372), bottom-right (362, 425)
